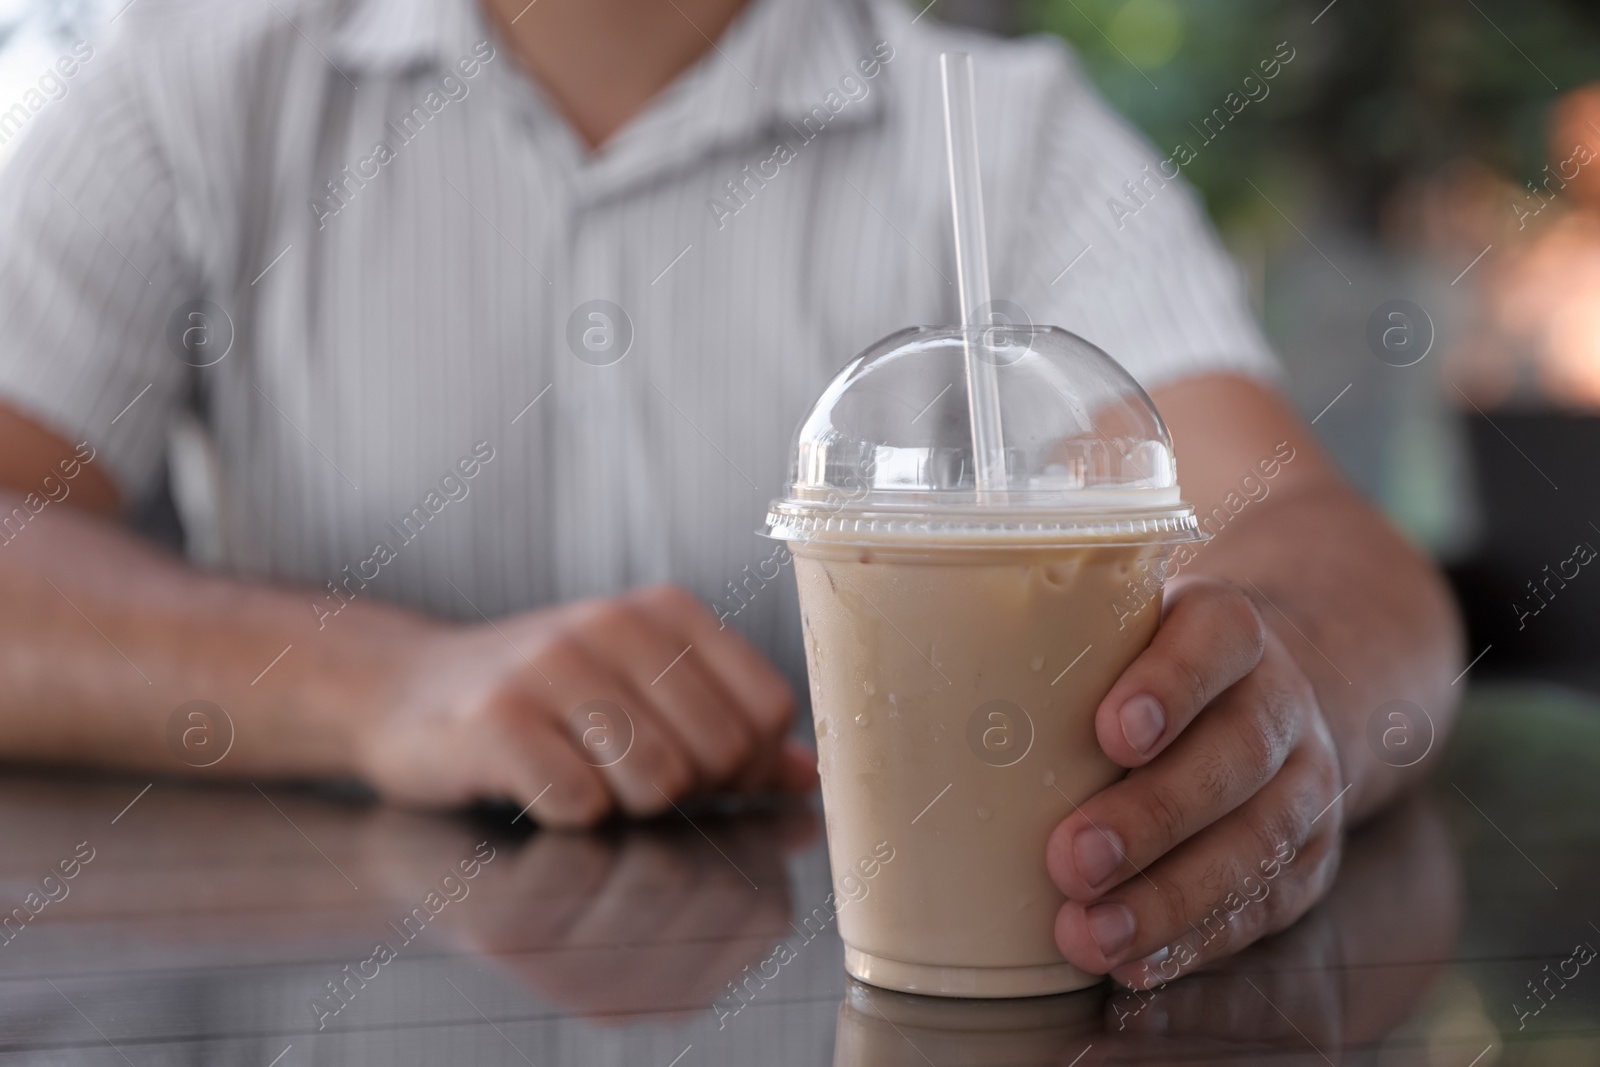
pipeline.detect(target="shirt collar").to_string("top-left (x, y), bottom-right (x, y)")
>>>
top-left (328, 0), bottom-right (482, 73)
top-left (327, 0), bottom-right (891, 176)
top-left (585, 0), bottom-right (890, 196)
top-left (744, 0), bottom-right (889, 131)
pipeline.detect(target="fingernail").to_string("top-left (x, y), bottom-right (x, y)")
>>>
top-left (1120, 695), bottom-right (1166, 755)
top-left (1086, 901), bottom-right (1136, 959)
top-left (1073, 827), bottom-right (1124, 888)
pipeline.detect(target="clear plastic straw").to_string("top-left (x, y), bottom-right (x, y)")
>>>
top-left (939, 51), bottom-right (1007, 496)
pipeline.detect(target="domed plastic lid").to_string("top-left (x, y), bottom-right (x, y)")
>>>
top-left (765, 325), bottom-right (1203, 547)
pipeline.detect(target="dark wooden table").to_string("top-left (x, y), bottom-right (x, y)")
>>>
top-left (1, 683), bottom-right (1596, 1066)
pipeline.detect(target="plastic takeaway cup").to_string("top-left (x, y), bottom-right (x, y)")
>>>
top-left (764, 324), bottom-right (1204, 997)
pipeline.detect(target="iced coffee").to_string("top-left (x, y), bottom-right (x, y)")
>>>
top-left (767, 325), bottom-right (1202, 997)
top-left (795, 538), bottom-right (1165, 996)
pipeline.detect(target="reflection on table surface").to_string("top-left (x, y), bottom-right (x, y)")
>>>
top-left (0, 683), bottom-right (1596, 1066)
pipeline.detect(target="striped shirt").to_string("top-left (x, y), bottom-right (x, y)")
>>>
top-left (0, 0), bottom-right (1276, 684)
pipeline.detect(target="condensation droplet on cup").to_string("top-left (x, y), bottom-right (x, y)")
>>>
top-left (863, 680), bottom-right (876, 695)
top-left (976, 806), bottom-right (993, 821)
top-left (1041, 562), bottom-right (1078, 588)
top-left (1042, 769), bottom-right (1057, 787)
top-left (1030, 655), bottom-right (1044, 671)
top-left (816, 717), bottom-right (830, 739)
top-left (855, 711), bottom-right (870, 727)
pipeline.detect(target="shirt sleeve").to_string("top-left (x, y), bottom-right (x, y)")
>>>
top-left (999, 45), bottom-right (1280, 391)
top-left (0, 39), bottom-right (194, 503)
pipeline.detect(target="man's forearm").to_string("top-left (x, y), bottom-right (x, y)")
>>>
top-left (0, 489), bottom-right (431, 777)
top-left (1179, 475), bottom-right (1465, 822)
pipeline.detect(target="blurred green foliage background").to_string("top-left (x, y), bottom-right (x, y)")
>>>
top-left (1020, 0), bottom-right (1600, 235)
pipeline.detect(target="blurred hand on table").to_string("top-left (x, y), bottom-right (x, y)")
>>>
top-left (358, 583), bottom-right (818, 826)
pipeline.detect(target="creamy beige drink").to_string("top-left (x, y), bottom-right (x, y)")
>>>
top-left (767, 323), bottom-right (1202, 998)
top-left (795, 537), bottom-right (1165, 997)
